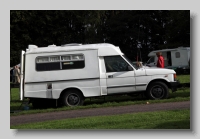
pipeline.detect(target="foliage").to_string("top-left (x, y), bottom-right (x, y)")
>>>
top-left (10, 10), bottom-right (190, 66)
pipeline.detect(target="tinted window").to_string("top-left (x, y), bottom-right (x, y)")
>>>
top-left (36, 54), bottom-right (85, 71)
top-left (36, 62), bottom-right (60, 71)
top-left (61, 61), bottom-right (84, 70)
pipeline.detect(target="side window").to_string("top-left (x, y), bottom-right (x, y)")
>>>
top-left (104, 56), bottom-right (130, 72)
top-left (36, 57), bottom-right (60, 71)
top-left (61, 54), bottom-right (85, 70)
top-left (175, 52), bottom-right (180, 58)
top-left (36, 54), bottom-right (85, 71)
top-left (150, 57), bottom-right (155, 63)
top-left (147, 57), bottom-right (154, 64)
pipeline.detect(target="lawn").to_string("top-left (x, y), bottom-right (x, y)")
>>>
top-left (11, 109), bottom-right (190, 129)
top-left (176, 74), bottom-right (190, 83)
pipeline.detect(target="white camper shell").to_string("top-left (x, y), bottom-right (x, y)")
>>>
top-left (146, 47), bottom-right (190, 73)
top-left (20, 43), bottom-right (179, 107)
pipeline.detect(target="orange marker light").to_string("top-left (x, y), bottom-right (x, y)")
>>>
top-left (174, 74), bottom-right (177, 79)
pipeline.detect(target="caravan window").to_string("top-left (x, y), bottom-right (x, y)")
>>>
top-left (147, 57), bottom-right (154, 64)
top-left (36, 54), bottom-right (85, 71)
top-left (149, 57), bottom-right (155, 63)
top-left (175, 52), bottom-right (180, 58)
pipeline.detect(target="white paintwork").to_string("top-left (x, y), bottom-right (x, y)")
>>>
top-left (19, 51), bottom-right (25, 100)
top-left (26, 43), bottom-right (123, 56)
top-left (20, 43), bottom-right (177, 101)
top-left (106, 71), bottom-right (136, 94)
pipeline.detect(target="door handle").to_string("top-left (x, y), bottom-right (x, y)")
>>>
top-left (108, 75), bottom-right (113, 78)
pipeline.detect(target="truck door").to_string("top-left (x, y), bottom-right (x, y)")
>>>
top-left (19, 50), bottom-right (25, 101)
top-left (104, 56), bottom-right (136, 94)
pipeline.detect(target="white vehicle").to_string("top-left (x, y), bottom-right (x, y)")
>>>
top-left (146, 47), bottom-right (190, 73)
top-left (19, 43), bottom-right (179, 107)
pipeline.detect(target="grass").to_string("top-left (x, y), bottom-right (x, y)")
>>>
top-left (10, 87), bottom-right (190, 116)
top-left (10, 109), bottom-right (190, 129)
top-left (176, 74), bottom-right (190, 83)
top-left (10, 75), bottom-right (190, 116)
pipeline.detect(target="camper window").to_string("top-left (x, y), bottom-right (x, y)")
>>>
top-left (61, 56), bottom-right (70, 61)
top-left (50, 56), bottom-right (60, 61)
top-left (72, 55), bottom-right (84, 60)
top-left (36, 54), bottom-right (85, 71)
top-left (36, 57), bottom-right (49, 63)
top-left (61, 61), bottom-right (84, 70)
top-left (175, 52), bottom-right (180, 58)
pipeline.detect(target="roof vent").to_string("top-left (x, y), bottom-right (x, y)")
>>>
top-left (48, 44), bottom-right (56, 47)
top-left (61, 43), bottom-right (82, 47)
top-left (28, 45), bottom-right (38, 50)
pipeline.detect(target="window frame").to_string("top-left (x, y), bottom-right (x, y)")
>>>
top-left (104, 55), bottom-right (132, 73)
top-left (35, 54), bottom-right (85, 71)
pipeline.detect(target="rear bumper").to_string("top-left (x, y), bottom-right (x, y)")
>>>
top-left (169, 81), bottom-right (180, 92)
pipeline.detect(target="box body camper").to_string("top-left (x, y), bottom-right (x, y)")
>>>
top-left (20, 43), bottom-right (179, 107)
top-left (146, 47), bottom-right (190, 74)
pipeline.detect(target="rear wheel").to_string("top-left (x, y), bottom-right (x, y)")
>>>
top-left (147, 81), bottom-right (169, 99)
top-left (62, 89), bottom-right (84, 107)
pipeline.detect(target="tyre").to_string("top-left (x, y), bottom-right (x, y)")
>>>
top-left (147, 81), bottom-right (169, 99)
top-left (62, 89), bottom-right (84, 106)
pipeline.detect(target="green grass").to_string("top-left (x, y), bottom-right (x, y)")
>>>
top-left (176, 74), bottom-right (190, 83)
top-left (10, 75), bottom-right (190, 116)
top-left (11, 109), bottom-right (190, 129)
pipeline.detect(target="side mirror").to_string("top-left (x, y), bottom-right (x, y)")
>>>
top-left (128, 66), bottom-right (133, 71)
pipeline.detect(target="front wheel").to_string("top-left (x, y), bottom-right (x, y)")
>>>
top-left (62, 89), bottom-right (84, 107)
top-left (147, 82), bottom-right (169, 99)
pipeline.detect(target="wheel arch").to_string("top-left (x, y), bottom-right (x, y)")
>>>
top-left (59, 87), bottom-right (84, 99)
top-left (146, 79), bottom-right (170, 90)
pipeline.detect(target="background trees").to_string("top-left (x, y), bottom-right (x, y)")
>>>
top-left (10, 10), bottom-right (190, 67)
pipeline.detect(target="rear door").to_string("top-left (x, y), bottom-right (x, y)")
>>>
top-left (104, 56), bottom-right (136, 94)
top-left (19, 50), bottom-right (25, 100)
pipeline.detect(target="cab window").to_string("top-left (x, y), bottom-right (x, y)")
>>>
top-left (104, 56), bottom-right (130, 72)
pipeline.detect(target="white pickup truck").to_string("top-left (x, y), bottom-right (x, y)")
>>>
top-left (20, 43), bottom-right (180, 107)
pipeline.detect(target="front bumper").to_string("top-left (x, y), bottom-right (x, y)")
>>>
top-left (169, 80), bottom-right (180, 92)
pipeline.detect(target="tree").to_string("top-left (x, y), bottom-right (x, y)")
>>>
top-left (10, 10), bottom-right (190, 66)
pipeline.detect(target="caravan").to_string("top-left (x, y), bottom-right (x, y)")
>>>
top-left (146, 47), bottom-right (190, 73)
top-left (20, 43), bottom-right (179, 107)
